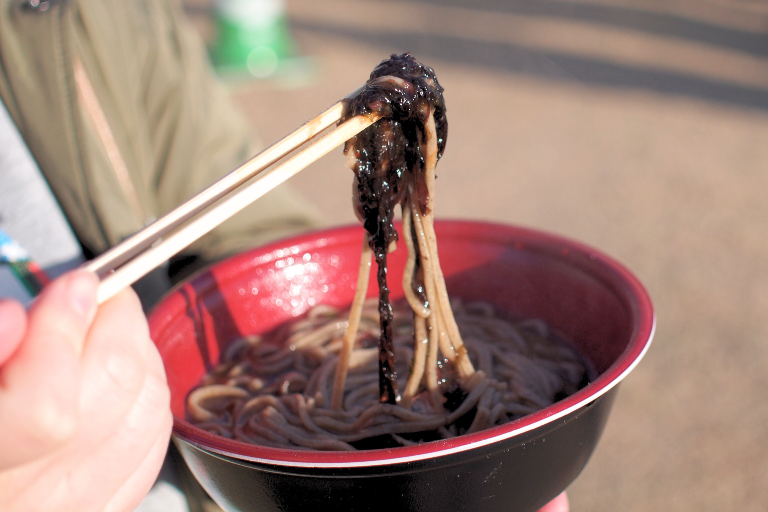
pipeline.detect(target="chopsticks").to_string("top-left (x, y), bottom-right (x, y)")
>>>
top-left (89, 96), bottom-right (377, 304)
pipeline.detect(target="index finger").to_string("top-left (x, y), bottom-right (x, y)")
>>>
top-left (0, 299), bottom-right (26, 366)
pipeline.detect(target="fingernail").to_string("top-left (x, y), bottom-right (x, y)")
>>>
top-left (66, 271), bottom-right (98, 323)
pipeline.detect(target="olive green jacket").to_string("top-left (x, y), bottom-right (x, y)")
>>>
top-left (0, 0), bottom-right (318, 262)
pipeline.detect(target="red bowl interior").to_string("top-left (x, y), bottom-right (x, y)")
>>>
top-left (149, 220), bottom-right (654, 467)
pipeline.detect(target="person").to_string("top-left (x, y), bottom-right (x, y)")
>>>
top-left (0, 0), bottom-right (317, 509)
top-left (0, 271), bottom-right (171, 511)
top-left (0, 1), bottom-right (570, 510)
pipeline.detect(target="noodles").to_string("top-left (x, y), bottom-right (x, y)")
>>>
top-left (338, 52), bottom-right (472, 406)
top-left (185, 53), bottom-right (590, 450)
top-left (188, 300), bottom-right (589, 450)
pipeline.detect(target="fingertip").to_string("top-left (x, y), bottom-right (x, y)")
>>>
top-left (65, 270), bottom-right (100, 324)
top-left (538, 492), bottom-right (569, 512)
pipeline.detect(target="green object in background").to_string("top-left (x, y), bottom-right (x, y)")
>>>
top-left (211, 0), bottom-right (295, 78)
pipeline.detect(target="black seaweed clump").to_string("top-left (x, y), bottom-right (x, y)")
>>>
top-left (341, 53), bottom-right (448, 405)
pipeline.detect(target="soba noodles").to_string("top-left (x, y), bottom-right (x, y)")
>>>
top-left (188, 300), bottom-right (588, 450)
top-left (186, 53), bottom-right (589, 450)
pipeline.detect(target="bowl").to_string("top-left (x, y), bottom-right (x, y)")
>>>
top-left (148, 220), bottom-right (654, 512)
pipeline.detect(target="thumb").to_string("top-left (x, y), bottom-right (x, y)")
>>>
top-left (26, 270), bottom-right (99, 356)
top-left (0, 270), bottom-right (98, 469)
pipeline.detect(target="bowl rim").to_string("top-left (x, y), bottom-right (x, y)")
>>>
top-left (154, 220), bottom-right (655, 468)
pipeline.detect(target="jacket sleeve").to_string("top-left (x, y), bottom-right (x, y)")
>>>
top-left (1, 0), bottom-right (321, 263)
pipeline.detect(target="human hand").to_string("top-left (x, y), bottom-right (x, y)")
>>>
top-left (0, 270), bottom-right (172, 512)
top-left (539, 492), bottom-right (569, 512)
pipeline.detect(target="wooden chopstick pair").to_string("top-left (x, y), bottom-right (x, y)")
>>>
top-left (86, 93), bottom-right (377, 304)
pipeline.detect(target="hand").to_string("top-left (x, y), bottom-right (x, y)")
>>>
top-left (0, 270), bottom-right (172, 512)
top-left (539, 492), bottom-right (569, 512)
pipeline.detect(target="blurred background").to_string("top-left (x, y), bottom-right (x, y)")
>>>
top-left (183, 0), bottom-right (768, 510)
